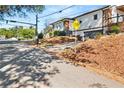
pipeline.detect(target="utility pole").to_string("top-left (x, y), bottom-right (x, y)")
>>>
top-left (36, 14), bottom-right (39, 46)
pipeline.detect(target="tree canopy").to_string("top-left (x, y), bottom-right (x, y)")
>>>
top-left (0, 26), bottom-right (35, 40)
top-left (0, 5), bottom-right (45, 19)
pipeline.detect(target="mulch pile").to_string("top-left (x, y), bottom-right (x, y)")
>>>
top-left (60, 34), bottom-right (124, 77)
top-left (41, 36), bottom-right (76, 44)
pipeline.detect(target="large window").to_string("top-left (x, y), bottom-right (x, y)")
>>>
top-left (94, 14), bottom-right (98, 20)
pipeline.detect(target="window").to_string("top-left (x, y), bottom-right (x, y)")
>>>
top-left (94, 14), bottom-right (98, 20)
top-left (80, 21), bottom-right (82, 24)
top-left (59, 24), bottom-right (61, 29)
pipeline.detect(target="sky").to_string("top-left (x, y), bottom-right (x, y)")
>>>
top-left (0, 5), bottom-right (106, 33)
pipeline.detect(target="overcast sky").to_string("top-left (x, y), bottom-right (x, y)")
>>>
top-left (0, 5), bottom-right (105, 33)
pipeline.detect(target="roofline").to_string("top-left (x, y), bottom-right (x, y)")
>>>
top-left (73, 5), bottom-right (110, 18)
top-left (49, 5), bottom-right (110, 25)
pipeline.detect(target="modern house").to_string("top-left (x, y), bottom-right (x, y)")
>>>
top-left (45, 5), bottom-right (124, 39)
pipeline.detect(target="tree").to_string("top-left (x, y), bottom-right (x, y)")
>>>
top-left (19, 28), bottom-right (35, 39)
top-left (0, 5), bottom-right (45, 39)
top-left (0, 28), bottom-right (16, 38)
top-left (0, 5), bottom-right (45, 19)
top-left (0, 27), bottom-right (35, 39)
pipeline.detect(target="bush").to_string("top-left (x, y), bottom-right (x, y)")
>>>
top-left (111, 25), bottom-right (120, 34)
top-left (52, 30), bottom-right (66, 37)
top-left (38, 32), bottom-right (43, 39)
top-left (59, 31), bottom-right (66, 36)
top-left (53, 30), bottom-right (60, 36)
top-left (49, 32), bottom-right (53, 37)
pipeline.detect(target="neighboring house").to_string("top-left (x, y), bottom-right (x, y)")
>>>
top-left (103, 5), bottom-right (124, 33)
top-left (49, 18), bottom-right (74, 36)
top-left (45, 5), bottom-right (124, 39)
top-left (49, 18), bottom-right (73, 31)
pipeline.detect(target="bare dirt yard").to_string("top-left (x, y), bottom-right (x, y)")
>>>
top-left (59, 34), bottom-right (124, 83)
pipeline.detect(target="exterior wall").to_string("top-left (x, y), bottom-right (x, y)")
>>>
top-left (71, 10), bottom-right (103, 39)
top-left (53, 21), bottom-right (64, 31)
top-left (117, 10), bottom-right (124, 22)
top-left (75, 10), bottom-right (103, 30)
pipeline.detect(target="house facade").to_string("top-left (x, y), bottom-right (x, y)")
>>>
top-left (45, 5), bottom-right (124, 39)
top-left (49, 18), bottom-right (73, 31)
top-left (72, 6), bottom-right (108, 38)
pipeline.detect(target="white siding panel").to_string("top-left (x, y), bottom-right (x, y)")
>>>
top-left (75, 10), bottom-right (103, 30)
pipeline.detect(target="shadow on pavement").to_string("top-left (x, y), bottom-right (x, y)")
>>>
top-left (88, 83), bottom-right (107, 88)
top-left (0, 47), bottom-right (60, 88)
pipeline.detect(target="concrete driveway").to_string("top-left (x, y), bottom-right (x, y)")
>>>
top-left (0, 42), bottom-right (124, 88)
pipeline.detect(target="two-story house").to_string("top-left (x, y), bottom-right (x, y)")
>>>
top-left (45, 5), bottom-right (124, 39)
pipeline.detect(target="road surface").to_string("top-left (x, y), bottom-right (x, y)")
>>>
top-left (0, 41), bottom-right (124, 88)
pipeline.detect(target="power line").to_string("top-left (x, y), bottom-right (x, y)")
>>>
top-left (38, 5), bottom-right (75, 19)
top-left (0, 22), bottom-right (33, 27)
top-left (46, 11), bottom-right (85, 25)
top-left (0, 21), bottom-right (44, 27)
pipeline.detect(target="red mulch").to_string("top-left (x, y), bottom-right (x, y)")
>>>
top-left (41, 36), bottom-right (76, 44)
top-left (60, 34), bottom-right (124, 77)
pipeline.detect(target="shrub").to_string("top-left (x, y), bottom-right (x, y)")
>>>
top-left (59, 31), bottom-right (66, 36)
top-left (38, 32), bottom-right (43, 39)
top-left (49, 32), bottom-right (53, 37)
top-left (111, 25), bottom-right (120, 34)
top-left (53, 30), bottom-right (66, 36)
top-left (53, 30), bottom-right (60, 36)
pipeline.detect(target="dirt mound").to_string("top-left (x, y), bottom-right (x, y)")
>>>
top-left (42, 36), bottom-right (76, 44)
top-left (60, 34), bottom-right (124, 77)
